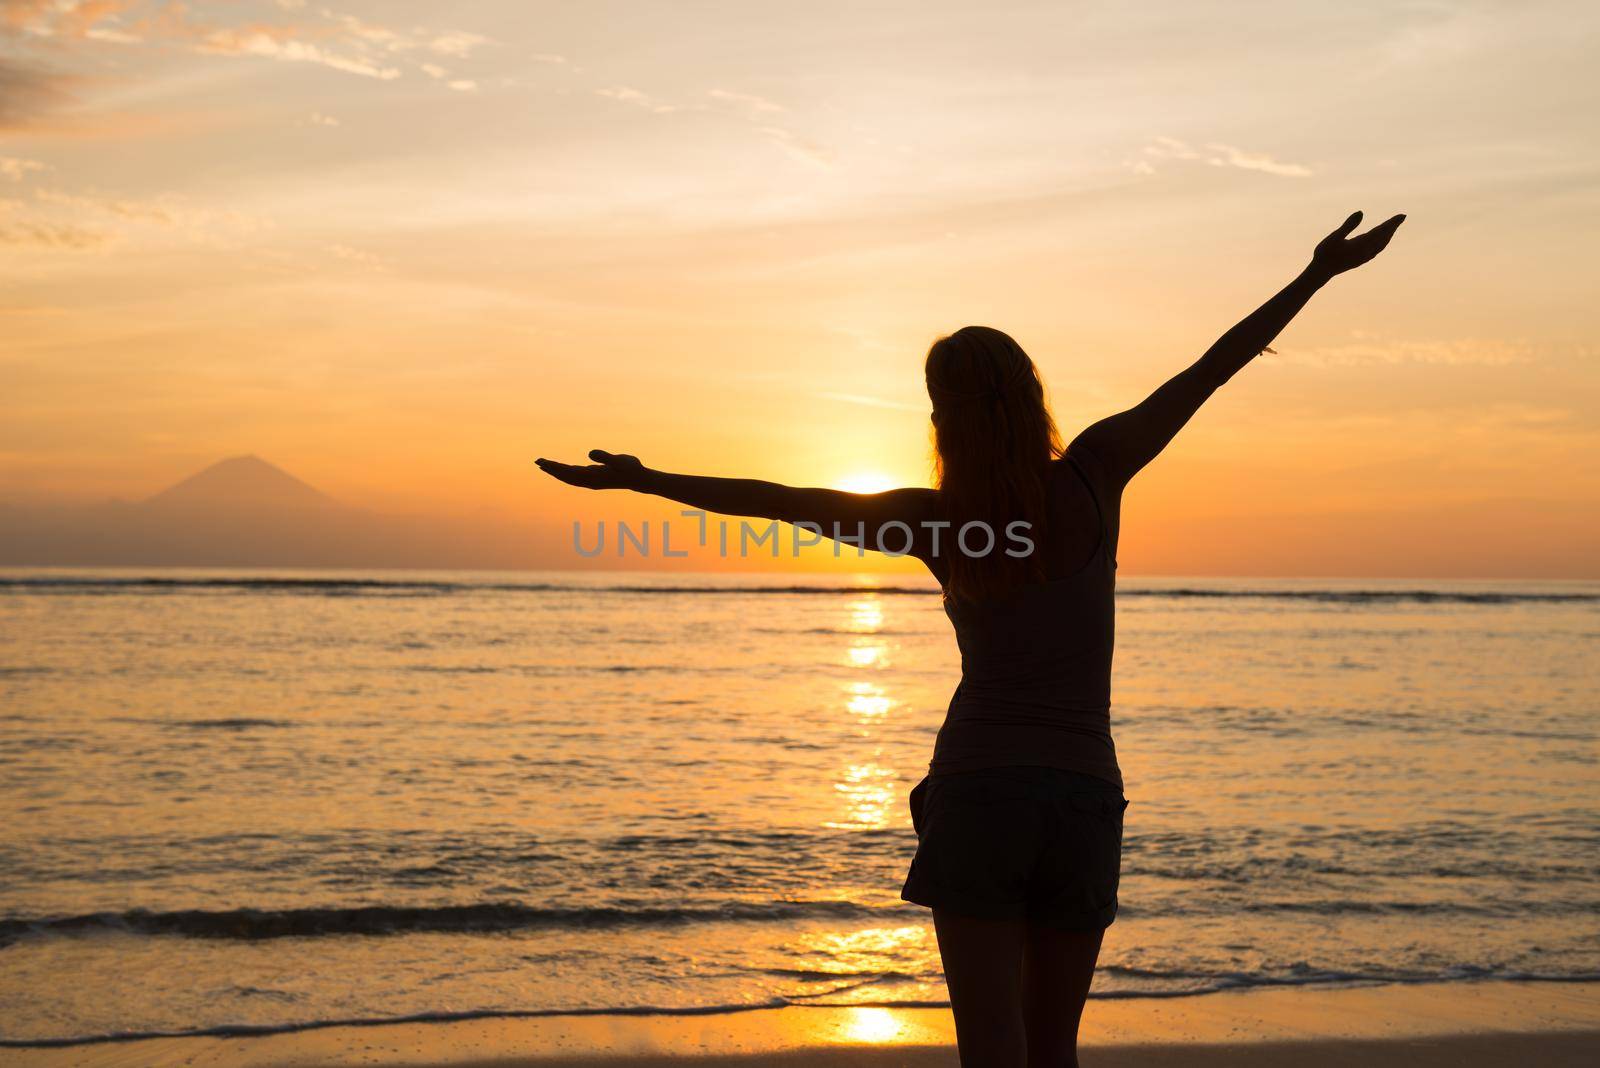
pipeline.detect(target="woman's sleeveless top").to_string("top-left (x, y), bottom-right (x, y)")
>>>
top-left (927, 450), bottom-right (1122, 790)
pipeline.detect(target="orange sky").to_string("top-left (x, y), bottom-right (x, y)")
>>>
top-left (1, 1), bottom-right (1596, 577)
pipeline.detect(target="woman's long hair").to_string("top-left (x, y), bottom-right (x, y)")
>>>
top-left (926, 326), bottom-right (1062, 601)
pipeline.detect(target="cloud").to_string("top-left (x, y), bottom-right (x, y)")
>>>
top-left (0, 220), bottom-right (108, 247)
top-left (3, 0), bottom-right (137, 39)
top-left (429, 31), bottom-right (487, 58)
top-left (0, 57), bottom-right (74, 129)
top-left (530, 52), bottom-right (567, 65)
top-left (34, 186), bottom-right (175, 222)
top-left (595, 85), bottom-right (677, 113)
top-left (1204, 142), bottom-right (1313, 178)
top-left (446, 79), bottom-right (476, 92)
top-left (0, 0), bottom-right (53, 33)
top-left (1139, 136), bottom-right (1312, 178)
top-left (3, 2), bottom-right (493, 86)
top-left (594, 83), bottom-right (831, 167)
top-left (198, 26), bottom-right (401, 80)
top-left (758, 125), bottom-right (835, 167)
top-left (325, 242), bottom-right (384, 269)
top-left (0, 181), bottom-right (256, 252)
top-left (707, 88), bottom-right (785, 116)
top-left (1145, 135), bottom-right (1200, 161)
top-left (0, 197), bottom-right (108, 248)
top-left (304, 110), bottom-right (339, 127)
top-left (816, 391), bottom-right (926, 413)
top-left (0, 156), bottom-right (46, 180)
top-left (1279, 338), bottom-right (1535, 368)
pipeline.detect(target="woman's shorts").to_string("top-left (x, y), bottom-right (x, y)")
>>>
top-left (900, 765), bottom-right (1128, 931)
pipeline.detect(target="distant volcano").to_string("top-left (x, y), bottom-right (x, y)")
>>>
top-left (0, 456), bottom-right (553, 568)
top-left (144, 455), bottom-right (335, 510)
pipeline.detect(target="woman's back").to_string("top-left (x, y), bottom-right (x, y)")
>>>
top-left (929, 445), bottom-right (1122, 789)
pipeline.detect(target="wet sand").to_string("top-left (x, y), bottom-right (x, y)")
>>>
top-left (4, 980), bottom-right (1596, 1067)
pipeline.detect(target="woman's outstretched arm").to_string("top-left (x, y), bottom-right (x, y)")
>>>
top-left (535, 451), bottom-right (939, 556)
top-left (1072, 210), bottom-right (1405, 487)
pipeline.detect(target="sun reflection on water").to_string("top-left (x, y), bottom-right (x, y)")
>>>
top-left (799, 924), bottom-right (928, 963)
top-left (843, 595), bottom-right (889, 667)
top-left (846, 681), bottom-right (891, 719)
top-left (832, 597), bottom-right (898, 830)
top-left (846, 640), bottom-right (887, 668)
top-left (829, 761), bottom-right (896, 829)
top-left (840, 1005), bottom-right (907, 1043)
top-left (847, 596), bottom-right (885, 633)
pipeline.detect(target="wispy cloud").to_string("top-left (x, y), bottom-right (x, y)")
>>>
top-left (758, 125), bottom-right (835, 167)
top-left (1279, 337), bottom-right (1535, 368)
top-left (0, 218), bottom-right (109, 248)
top-left (0, 156), bottom-right (46, 180)
top-left (595, 85), bottom-right (677, 113)
top-left (198, 27), bottom-right (401, 80)
top-left (0, 192), bottom-right (108, 248)
top-left (707, 88), bottom-right (784, 116)
top-left (0, 57), bottom-right (74, 128)
top-left (588, 81), bottom-right (835, 169)
top-left (34, 186), bottom-right (176, 222)
top-left (428, 31), bottom-right (487, 58)
top-left (325, 242), bottom-right (385, 269)
top-left (0, 157), bottom-right (253, 251)
top-left (815, 391), bottom-right (926, 413)
top-left (1138, 136), bottom-right (1312, 178)
top-left (3, 0), bottom-right (137, 39)
top-left (3, 2), bottom-right (492, 85)
top-left (1203, 142), bottom-right (1313, 178)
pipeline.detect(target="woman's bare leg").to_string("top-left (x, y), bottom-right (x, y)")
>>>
top-left (1021, 922), bottom-right (1104, 1068)
top-left (933, 908), bottom-right (1028, 1067)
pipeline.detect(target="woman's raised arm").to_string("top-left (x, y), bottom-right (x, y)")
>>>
top-left (1072, 210), bottom-right (1405, 488)
top-left (536, 450), bottom-right (939, 557)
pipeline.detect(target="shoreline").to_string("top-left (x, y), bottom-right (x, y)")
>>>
top-left (6, 975), bottom-right (1599, 1051)
top-left (3, 979), bottom-right (1596, 1066)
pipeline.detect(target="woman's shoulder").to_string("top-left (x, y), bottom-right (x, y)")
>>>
top-left (1058, 441), bottom-right (1121, 506)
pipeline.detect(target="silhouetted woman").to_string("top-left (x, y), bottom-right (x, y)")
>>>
top-left (537, 211), bottom-right (1404, 1066)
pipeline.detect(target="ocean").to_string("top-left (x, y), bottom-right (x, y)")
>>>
top-left (0, 569), bottom-right (1596, 1046)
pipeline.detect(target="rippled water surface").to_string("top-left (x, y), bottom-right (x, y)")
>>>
top-left (0, 569), bottom-right (1596, 1043)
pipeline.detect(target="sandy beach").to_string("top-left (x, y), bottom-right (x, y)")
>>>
top-left (3, 980), bottom-right (1595, 1067)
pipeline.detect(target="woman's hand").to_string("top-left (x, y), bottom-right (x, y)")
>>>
top-left (1311, 210), bottom-right (1406, 279)
top-left (535, 450), bottom-right (647, 491)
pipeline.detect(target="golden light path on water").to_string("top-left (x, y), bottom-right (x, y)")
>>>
top-left (816, 592), bottom-right (925, 1035)
top-left (829, 595), bottom-right (898, 831)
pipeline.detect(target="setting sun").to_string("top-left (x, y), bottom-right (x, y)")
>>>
top-left (834, 472), bottom-right (900, 495)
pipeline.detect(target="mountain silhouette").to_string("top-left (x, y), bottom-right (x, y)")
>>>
top-left (0, 456), bottom-right (558, 568)
top-left (144, 455), bottom-right (335, 510)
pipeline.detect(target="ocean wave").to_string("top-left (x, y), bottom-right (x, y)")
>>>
top-left (0, 576), bottom-right (479, 595)
top-left (1116, 587), bottom-right (1600, 605)
top-left (0, 900), bottom-right (887, 945)
top-left (4, 969), bottom-right (1598, 1049)
top-left (6, 891), bottom-right (1590, 949)
top-left (0, 576), bottom-right (939, 597)
top-left (2, 574), bottom-right (1593, 604)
